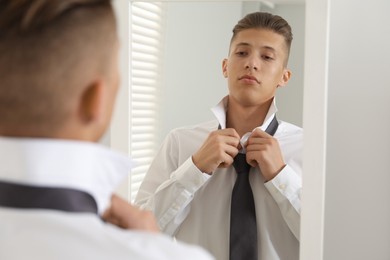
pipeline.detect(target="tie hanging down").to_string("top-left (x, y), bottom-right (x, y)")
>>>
top-left (229, 116), bottom-right (279, 260)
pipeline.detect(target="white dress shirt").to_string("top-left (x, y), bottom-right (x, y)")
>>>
top-left (135, 96), bottom-right (303, 260)
top-left (0, 137), bottom-right (213, 260)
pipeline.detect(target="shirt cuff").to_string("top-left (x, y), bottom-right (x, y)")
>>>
top-left (264, 164), bottom-right (301, 211)
top-left (170, 157), bottom-right (210, 194)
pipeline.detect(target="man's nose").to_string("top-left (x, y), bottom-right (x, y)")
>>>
top-left (245, 57), bottom-right (259, 71)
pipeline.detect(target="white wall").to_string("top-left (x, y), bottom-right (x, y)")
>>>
top-left (262, 4), bottom-right (305, 127)
top-left (302, 1), bottom-right (390, 258)
top-left (159, 2), bottom-right (242, 144)
top-left (110, 0), bottom-right (131, 199)
top-left (323, 0), bottom-right (390, 259)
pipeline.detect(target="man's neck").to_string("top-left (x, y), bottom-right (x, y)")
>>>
top-left (0, 122), bottom-right (101, 142)
top-left (226, 98), bottom-right (273, 138)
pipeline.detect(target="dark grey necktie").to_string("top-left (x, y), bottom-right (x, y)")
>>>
top-left (0, 180), bottom-right (98, 214)
top-left (229, 116), bottom-right (279, 260)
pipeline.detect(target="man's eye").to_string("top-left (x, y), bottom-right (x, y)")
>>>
top-left (262, 55), bottom-right (274, 61)
top-left (236, 51), bottom-right (247, 56)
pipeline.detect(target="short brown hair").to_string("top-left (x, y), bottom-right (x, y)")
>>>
top-left (0, 0), bottom-right (116, 134)
top-left (230, 12), bottom-right (293, 62)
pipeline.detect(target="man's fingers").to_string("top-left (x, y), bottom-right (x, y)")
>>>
top-left (193, 128), bottom-right (242, 173)
top-left (246, 135), bottom-right (275, 149)
top-left (246, 144), bottom-right (266, 152)
top-left (210, 130), bottom-right (240, 148)
top-left (219, 128), bottom-right (241, 139)
top-left (247, 159), bottom-right (258, 168)
top-left (217, 155), bottom-right (234, 168)
top-left (249, 128), bottom-right (272, 138)
top-left (102, 194), bottom-right (160, 233)
top-left (224, 142), bottom-right (239, 157)
top-left (246, 152), bottom-right (259, 167)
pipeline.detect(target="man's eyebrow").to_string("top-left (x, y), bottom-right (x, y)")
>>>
top-left (234, 42), bottom-right (251, 48)
top-left (262, 46), bottom-right (276, 52)
top-left (234, 42), bottom-right (277, 52)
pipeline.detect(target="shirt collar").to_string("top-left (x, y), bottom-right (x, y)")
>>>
top-left (211, 95), bottom-right (278, 130)
top-left (210, 95), bottom-right (278, 152)
top-left (0, 137), bottom-right (133, 214)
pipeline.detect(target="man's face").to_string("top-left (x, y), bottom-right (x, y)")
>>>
top-left (222, 28), bottom-right (291, 107)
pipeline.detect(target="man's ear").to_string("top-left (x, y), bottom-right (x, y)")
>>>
top-left (278, 68), bottom-right (292, 87)
top-left (78, 79), bottom-right (105, 125)
top-left (222, 58), bottom-right (228, 78)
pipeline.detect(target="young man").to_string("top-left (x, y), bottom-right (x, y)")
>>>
top-left (0, 0), bottom-right (213, 259)
top-left (135, 12), bottom-right (302, 260)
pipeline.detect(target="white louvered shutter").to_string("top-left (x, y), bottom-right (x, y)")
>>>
top-left (129, 2), bottom-right (165, 202)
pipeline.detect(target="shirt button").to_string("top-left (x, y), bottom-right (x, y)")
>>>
top-left (279, 184), bottom-right (286, 190)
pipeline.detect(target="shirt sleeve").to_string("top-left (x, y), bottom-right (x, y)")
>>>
top-left (134, 132), bottom-right (210, 236)
top-left (264, 164), bottom-right (301, 240)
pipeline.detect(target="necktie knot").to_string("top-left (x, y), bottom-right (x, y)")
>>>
top-left (233, 153), bottom-right (251, 175)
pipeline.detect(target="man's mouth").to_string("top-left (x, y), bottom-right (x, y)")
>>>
top-left (239, 75), bottom-right (259, 84)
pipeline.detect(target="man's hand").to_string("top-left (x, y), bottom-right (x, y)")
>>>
top-left (246, 128), bottom-right (285, 181)
top-left (102, 194), bottom-right (160, 233)
top-left (192, 128), bottom-right (241, 174)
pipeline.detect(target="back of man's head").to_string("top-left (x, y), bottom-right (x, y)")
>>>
top-left (0, 0), bottom-right (117, 139)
